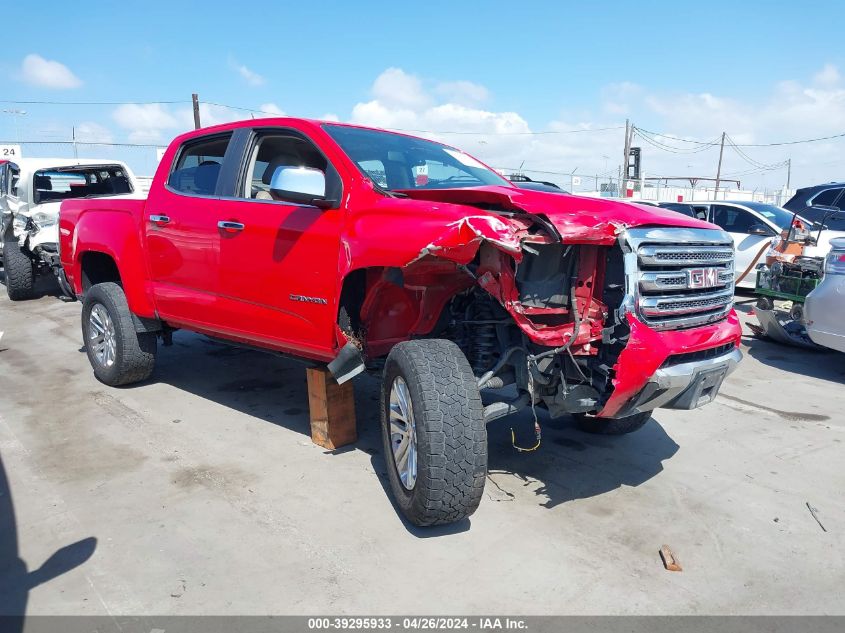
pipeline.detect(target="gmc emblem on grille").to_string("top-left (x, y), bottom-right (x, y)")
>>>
top-left (687, 267), bottom-right (720, 289)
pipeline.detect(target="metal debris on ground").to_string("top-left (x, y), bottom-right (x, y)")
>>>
top-left (659, 545), bottom-right (682, 572)
top-left (748, 308), bottom-right (823, 350)
top-left (806, 502), bottom-right (827, 532)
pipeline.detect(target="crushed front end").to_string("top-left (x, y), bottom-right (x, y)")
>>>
top-left (430, 224), bottom-right (743, 422)
top-left (338, 186), bottom-right (743, 423)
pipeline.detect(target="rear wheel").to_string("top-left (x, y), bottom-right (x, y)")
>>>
top-left (381, 339), bottom-right (487, 526)
top-left (81, 282), bottom-right (156, 386)
top-left (3, 239), bottom-right (36, 301)
top-left (574, 411), bottom-right (651, 435)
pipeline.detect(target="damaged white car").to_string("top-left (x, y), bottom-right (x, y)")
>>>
top-left (1, 158), bottom-right (141, 300)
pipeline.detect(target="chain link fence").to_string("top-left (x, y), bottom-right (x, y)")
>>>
top-left (0, 140), bottom-right (165, 185)
top-left (503, 167), bottom-right (792, 205)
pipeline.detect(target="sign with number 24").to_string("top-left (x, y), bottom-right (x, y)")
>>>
top-left (0, 145), bottom-right (22, 159)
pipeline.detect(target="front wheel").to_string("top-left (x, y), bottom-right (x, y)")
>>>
top-left (81, 282), bottom-right (157, 386)
top-left (3, 239), bottom-right (36, 301)
top-left (574, 411), bottom-right (651, 435)
top-left (381, 339), bottom-right (487, 526)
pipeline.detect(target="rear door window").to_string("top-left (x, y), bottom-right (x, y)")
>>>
top-left (812, 189), bottom-right (845, 208)
top-left (169, 134), bottom-right (232, 196)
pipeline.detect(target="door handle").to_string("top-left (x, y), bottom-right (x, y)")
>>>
top-left (148, 214), bottom-right (170, 226)
top-left (218, 220), bottom-right (245, 232)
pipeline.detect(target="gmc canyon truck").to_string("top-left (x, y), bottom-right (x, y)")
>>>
top-left (60, 118), bottom-right (742, 526)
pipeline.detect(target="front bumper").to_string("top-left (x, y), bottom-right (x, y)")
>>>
top-left (616, 347), bottom-right (742, 416)
top-left (598, 311), bottom-right (742, 418)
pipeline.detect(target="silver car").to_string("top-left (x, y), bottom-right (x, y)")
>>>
top-left (804, 237), bottom-right (845, 353)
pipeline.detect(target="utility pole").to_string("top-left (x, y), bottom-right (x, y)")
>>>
top-left (622, 119), bottom-right (630, 196)
top-left (786, 158), bottom-right (791, 190)
top-left (72, 126), bottom-right (78, 158)
top-left (192, 93), bottom-right (201, 130)
top-left (713, 132), bottom-right (726, 201)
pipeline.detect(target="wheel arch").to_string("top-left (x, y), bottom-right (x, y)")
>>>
top-left (77, 248), bottom-right (157, 320)
top-left (336, 263), bottom-right (474, 358)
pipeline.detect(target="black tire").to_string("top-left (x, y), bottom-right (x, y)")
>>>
top-left (574, 411), bottom-right (651, 435)
top-left (381, 339), bottom-right (487, 526)
top-left (3, 239), bottom-right (36, 301)
top-left (81, 282), bottom-right (156, 386)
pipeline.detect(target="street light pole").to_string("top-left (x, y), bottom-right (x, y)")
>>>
top-left (1, 108), bottom-right (27, 143)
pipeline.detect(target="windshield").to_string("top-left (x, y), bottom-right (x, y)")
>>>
top-left (33, 165), bottom-right (132, 204)
top-left (739, 202), bottom-right (795, 229)
top-left (323, 124), bottom-right (510, 192)
top-left (796, 206), bottom-right (845, 231)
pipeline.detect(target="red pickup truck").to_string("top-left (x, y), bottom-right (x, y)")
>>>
top-left (60, 118), bottom-right (742, 526)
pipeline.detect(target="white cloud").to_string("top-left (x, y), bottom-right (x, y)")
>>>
top-left (229, 58), bottom-right (265, 87)
top-left (348, 68), bottom-right (581, 179)
top-left (371, 68), bottom-right (430, 110)
top-left (112, 103), bottom-right (179, 142)
top-left (320, 113), bottom-right (340, 122)
top-left (351, 100), bottom-right (419, 130)
top-left (435, 80), bottom-right (489, 106)
top-left (18, 54), bottom-right (81, 89)
top-left (74, 122), bottom-right (113, 144)
top-left (814, 63), bottom-right (841, 87)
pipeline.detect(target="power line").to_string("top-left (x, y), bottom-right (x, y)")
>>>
top-left (634, 128), bottom-right (721, 146)
top-left (724, 134), bottom-right (789, 174)
top-left (0, 99), bottom-right (190, 106)
top-left (634, 128), bottom-right (721, 154)
top-left (722, 164), bottom-right (788, 179)
top-left (636, 125), bottom-right (845, 147)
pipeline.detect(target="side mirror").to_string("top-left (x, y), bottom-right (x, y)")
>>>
top-left (748, 223), bottom-right (773, 236)
top-left (269, 166), bottom-right (335, 209)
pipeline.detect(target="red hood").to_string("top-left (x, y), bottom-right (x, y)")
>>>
top-left (396, 186), bottom-right (714, 243)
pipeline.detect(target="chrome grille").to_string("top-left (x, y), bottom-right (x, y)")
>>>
top-left (639, 245), bottom-right (734, 266)
top-left (626, 228), bottom-right (736, 331)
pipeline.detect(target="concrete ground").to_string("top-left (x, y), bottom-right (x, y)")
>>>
top-left (0, 275), bottom-right (843, 616)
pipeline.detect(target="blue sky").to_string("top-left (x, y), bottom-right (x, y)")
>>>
top-left (3, 0), bottom-right (844, 188)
